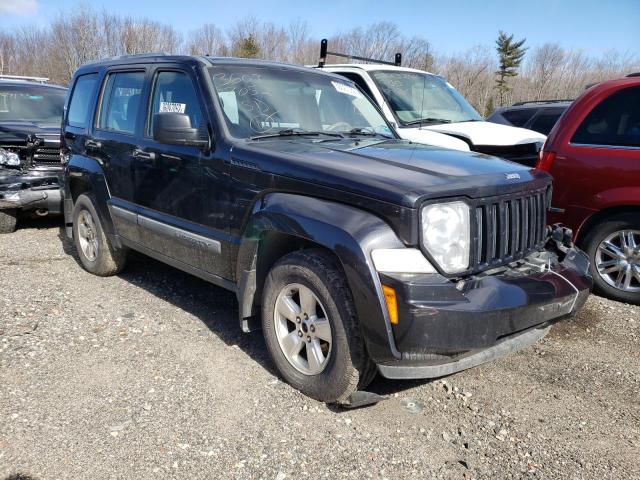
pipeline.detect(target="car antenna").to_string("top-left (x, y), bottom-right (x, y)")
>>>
top-left (318, 39), bottom-right (402, 68)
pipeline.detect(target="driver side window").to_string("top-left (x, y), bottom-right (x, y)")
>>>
top-left (148, 71), bottom-right (204, 136)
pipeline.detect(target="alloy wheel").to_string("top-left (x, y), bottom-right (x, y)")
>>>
top-left (274, 283), bottom-right (332, 375)
top-left (77, 210), bottom-right (98, 262)
top-left (595, 229), bottom-right (640, 292)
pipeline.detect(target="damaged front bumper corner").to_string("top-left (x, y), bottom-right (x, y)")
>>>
top-left (0, 170), bottom-right (62, 214)
top-left (375, 230), bottom-right (592, 380)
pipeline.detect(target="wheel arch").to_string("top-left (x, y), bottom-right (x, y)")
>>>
top-left (576, 205), bottom-right (640, 247)
top-left (64, 157), bottom-right (115, 239)
top-left (235, 192), bottom-right (405, 364)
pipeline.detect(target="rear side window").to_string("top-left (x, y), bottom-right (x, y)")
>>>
top-left (530, 110), bottom-right (563, 135)
top-left (67, 73), bottom-right (98, 128)
top-left (502, 108), bottom-right (536, 127)
top-left (572, 87), bottom-right (640, 147)
top-left (98, 71), bottom-right (145, 135)
top-left (148, 71), bottom-right (204, 135)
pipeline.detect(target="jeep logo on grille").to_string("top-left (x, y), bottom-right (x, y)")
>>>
top-left (505, 173), bottom-right (521, 180)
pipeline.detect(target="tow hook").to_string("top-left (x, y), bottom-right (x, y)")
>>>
top-left (548, 224), bottom-right (574, 254)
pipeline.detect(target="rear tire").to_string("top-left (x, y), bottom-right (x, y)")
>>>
top-left (72, 193), bottom-right (126, 276)
top-left (0, 209), bottom-right (17, 234)
top-left (582, 212), bottom-right (640, 305)
top-left (262, 249), bottom-right (376, 403)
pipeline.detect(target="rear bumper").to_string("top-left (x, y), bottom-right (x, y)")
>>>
top-left (376, 245), bottom-right (592, 379)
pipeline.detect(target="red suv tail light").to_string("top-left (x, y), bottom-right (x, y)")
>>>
top-left (536, 150), bottom-right (556, 172)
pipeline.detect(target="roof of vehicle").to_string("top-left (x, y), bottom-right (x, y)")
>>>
top-left (493, 100), bottom-right (572, 113)
top-left (320, 63), bottom-right (437, 75)
top-left (0, 78), bottom-right (67, 90)
top-left (74, 53), bottom-right (352, 81)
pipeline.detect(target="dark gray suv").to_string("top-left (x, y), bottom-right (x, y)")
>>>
top-left (488, 100), bottom-right (572, 136)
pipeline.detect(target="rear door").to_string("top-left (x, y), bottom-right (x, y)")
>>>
top-left (90, 68), bottom-right (148, 242)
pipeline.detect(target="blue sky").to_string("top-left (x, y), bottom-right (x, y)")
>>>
top-left (1, 0), bottom-right (638, 56)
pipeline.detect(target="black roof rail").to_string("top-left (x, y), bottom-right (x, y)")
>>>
top-left (512, 99), bottom-right (573, 106)
top-left (626, 72), bottom-right (640, 77)
top-left (318, 39), bottom-right (401, 68)
top-left (81, 52), bottom-right (170, 66)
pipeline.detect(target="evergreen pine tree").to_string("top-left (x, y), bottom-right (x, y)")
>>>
top-left (495, 31), bottom-right (526, 106)
top-left (235, 34), bottom-right (260, 59)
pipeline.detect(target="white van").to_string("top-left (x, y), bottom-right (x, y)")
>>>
top-left (316, 42), bottom-right (546, 166)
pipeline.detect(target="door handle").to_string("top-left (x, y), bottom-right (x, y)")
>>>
top-left (64, 131), bottom-right (76, 140)
top-left (85, 139), bottom-right (102, 150)
top-left (133, 149), bottom-right (157, 161)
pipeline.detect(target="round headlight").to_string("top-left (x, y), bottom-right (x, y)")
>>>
top-left (421, 201), bottom-right (470, 273)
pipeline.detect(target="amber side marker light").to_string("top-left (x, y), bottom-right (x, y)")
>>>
top-left (382, 285), bottom-right (399, 325)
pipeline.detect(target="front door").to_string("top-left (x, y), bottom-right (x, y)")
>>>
top-left (133, 67), bottom-right (215, 270)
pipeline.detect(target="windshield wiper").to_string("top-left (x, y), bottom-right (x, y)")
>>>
top-left (250, 128), bottom-right (343, 140)
top-left (337, 128), bottom-right (393, 139)
top-left (402, 118), bottom-right (452, 126)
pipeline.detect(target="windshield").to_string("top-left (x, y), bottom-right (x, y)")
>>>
top-left (369, 71), bottom-right (483, 126)
top-left (209, 66), bottom-right (394, 139)
top-left (0, 86), bottom-right (66, 123)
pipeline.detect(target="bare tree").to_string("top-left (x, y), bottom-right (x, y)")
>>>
top-left (186, 23), bottom-right (225, 56)
top-left (0, 6), bottom-right (637, 116)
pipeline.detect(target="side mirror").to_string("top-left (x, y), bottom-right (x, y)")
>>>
top-left (152, 113), bottom-right (209, 148)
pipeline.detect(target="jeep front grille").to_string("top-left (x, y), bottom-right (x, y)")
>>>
top-left (471, 187), bottom-right (551, 272)
top-left (33, 146), bottom-right (61, 165)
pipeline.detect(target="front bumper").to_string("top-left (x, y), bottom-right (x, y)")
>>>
top-left (0, 169), bottom-right (62, 214)
top-left (376, 244), bottom-right (592, 379)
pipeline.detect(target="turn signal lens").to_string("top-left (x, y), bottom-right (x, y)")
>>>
top-left (382, 285), bottom-right (399, 325)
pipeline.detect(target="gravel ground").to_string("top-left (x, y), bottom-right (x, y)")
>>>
top-left (1, 219), bottom-right (638, 480)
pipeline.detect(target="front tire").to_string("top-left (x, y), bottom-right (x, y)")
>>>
top-left (72, 193), bottom-right (126, 276)
top-left (0, 209), bottom-right (17, 234)
top-left (582, 212), bottom-right (640, 305)
top-left (262, 249), bottom-right (376, 403)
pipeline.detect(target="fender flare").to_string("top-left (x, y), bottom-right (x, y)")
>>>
top-left (65, 155), bottom-right (116, 240)
top-left (236, 192), bottom-right (405, 363)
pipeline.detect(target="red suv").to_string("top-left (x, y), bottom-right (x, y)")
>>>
top-left (538, 75), bottom-right (640, 305)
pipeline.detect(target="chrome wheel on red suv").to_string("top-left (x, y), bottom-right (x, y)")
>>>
top-left (584, 213), bottom-right (640, 305)
top-left (596, 230), bottom-right (640, 293)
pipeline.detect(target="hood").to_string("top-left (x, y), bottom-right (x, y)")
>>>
top-left (395, 127), bottom-right (470, 151)
top-left (232, 138), bottom-right (550, 208)
top-left (0, 121), bottom-right (61, 145)
top-left (423, 121), bottom-right (546, 147)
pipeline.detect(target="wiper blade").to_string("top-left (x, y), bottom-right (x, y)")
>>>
top-left (250, 128), bottom-right (343, 140)
top-left (338, 128), bottom-right (393, 139)
top-left (403, 118), bottom-right (452, 126)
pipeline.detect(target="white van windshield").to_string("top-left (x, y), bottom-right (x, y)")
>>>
top-left (370, 70), bottom-right (483, 126)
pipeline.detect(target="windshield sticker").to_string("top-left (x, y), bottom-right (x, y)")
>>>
top-left (331, 81), bottom-right (361, 98)
top-left (159, 102), bottom-right (186, 114)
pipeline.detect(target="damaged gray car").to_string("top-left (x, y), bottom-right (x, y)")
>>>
top-left (0, 75), bottom-right (66, 233)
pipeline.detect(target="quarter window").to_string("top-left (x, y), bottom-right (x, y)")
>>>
top-left (67, 73), bottom-right (98, 128)
top-left (571, 87), bottom-right (640, 147)
top-left (148, 71), bottom-right (204, 136)
top-left (98, 71), bottom-right (145, 135)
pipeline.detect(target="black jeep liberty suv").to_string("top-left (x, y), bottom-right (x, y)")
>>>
top-left (0, 76), bottom-right (67, 233)
top-left (62, 54), bottom-right (592, 403)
